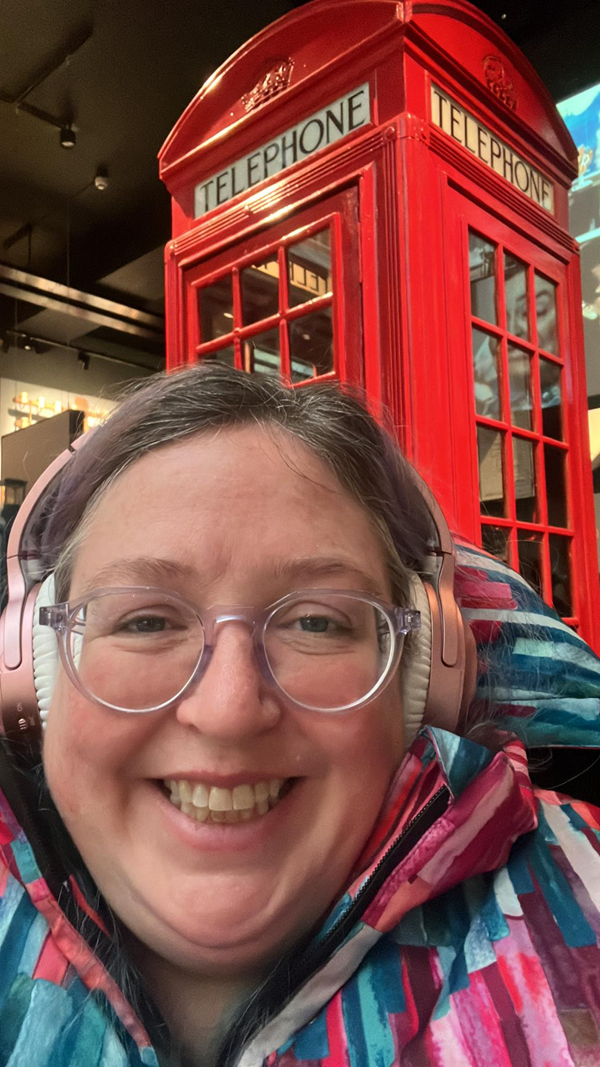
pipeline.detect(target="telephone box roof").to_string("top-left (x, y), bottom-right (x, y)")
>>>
top-left (159, 0), bottom-right (577, 191)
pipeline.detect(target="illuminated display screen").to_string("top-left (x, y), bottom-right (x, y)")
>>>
top-left (558, 85), bottom-right (600, 473)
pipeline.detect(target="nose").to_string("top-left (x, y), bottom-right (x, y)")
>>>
top-left (174, 622), bottom-right (281, 740)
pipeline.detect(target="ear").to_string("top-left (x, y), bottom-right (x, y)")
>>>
top-left (401, 573), bottom-right (432, 745)
top-left (32, 574), bottom-right (59, 729)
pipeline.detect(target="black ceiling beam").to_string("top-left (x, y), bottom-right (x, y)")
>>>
top-left (0, 264), bottom-right (164, 342)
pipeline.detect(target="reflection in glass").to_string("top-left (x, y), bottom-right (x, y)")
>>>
top-left (481, 524), bottom-right (509, 563)
top-left (241, 256), bottom-right (279, 325)
top-left (287, 230), bottom-right (332, 309)
top-left (472, 326), bottom-right (501, 419)
top-left (504, 254), bottom-right (529, 340)
top-left (203, 346), bottom-right (235, 368)
top-left (199, 275), bottom-right (233, 343)
top-left (545, 446), bottom-right (568, 527)
top-left (549, 535), bottom-right (572, 616)
top-left (517, 535), bottom-right (543, 597)
top-left (540, 360), bottom-right (562, 439)
top-left (513, 437), bottom-right (537, 522)
top-left (508, 345), bottom-right (532, 430)
top-left (289, 308), bottom-right (334, 382)
top-left (243, 329), bottom-right (280, 376)
top-left (469, 232), bottom-right (497, 325)
top-left (478, 427), bottom-right (505, 517)
top-left (535, 274), bottom-right (558, 354)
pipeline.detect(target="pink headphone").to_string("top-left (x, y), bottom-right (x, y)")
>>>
top-left (0, 438), bottom-right (476, 745)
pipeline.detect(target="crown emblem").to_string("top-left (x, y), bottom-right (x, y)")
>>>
top-left (242, 59), bottom-right (294, 112)
top-left (483, 55), bottom-right (517, 111)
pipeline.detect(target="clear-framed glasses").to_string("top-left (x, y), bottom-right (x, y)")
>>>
top-left (40, 587), bottom-right (421, 715)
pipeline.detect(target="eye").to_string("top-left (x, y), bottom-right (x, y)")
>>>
top-left (297, 614), bottom-right (335, 634)
top-left (121, 614), bottom-right (170, 634)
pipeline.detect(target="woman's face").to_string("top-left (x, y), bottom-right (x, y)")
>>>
top-left (43, 426), bottom-right (404, 977)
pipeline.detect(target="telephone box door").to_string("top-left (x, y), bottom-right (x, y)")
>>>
top-left (445, 189), bottom-right (596, 635)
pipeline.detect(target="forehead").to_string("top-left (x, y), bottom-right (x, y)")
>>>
top-left (71, 425), bottom-right (391, 598)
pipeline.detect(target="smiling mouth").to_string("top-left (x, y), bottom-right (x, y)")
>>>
top-left (162, 778), bottom-right (293, 824)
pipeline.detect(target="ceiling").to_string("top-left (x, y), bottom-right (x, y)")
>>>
top-left (0, 0), bottom-right (597, 375)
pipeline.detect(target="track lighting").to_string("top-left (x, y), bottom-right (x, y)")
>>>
top-left (78, 351), bottom-right (90, 370)
top-left (60, 126), bottom-right (76, 149)
top-left (23, 337), bottom-right (33, 351)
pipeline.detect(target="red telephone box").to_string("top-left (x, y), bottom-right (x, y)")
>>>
top-left (158, 0), bottom-right (600, 649)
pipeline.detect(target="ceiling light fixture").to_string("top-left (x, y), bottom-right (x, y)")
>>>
top-left (23, 337), bottom-right (33, 351)
top-left (93, 166), bottom-right (109, 191)
top-left (78, 351), bottom-right (90, 370)
top-left (60, 126), bottom-right (76, 149)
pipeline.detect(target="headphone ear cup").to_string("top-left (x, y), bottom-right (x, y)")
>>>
top-left (32, 574), bottom-right (59, 728)
top-left (401, 573), bottom-right (432, 746)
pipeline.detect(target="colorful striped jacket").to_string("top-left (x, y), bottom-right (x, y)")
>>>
top-left (2, 542), bottom-right (600, 1067)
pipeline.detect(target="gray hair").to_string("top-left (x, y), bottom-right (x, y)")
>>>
top-left (41, 365), bottom-right (434, 603)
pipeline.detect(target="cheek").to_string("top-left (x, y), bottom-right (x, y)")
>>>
top-left (324, 688), bottom-right (404, 809)
top-left (42, 676), bottom-right (141, 821)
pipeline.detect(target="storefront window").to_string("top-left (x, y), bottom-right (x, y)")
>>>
top-left (0, 379), bottom-right (114, 438)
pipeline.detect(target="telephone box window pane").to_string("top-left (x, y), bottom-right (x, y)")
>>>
top-left (289, 308), bottom-right (333, 382)
top-left (243, 329), bottom-right (280, 376)
top-left (478, 427), bottom-right (505, 517)
top-left (287, 230), bottom-right (332, 309)
top-left (517, 534), bottom-right (543, 597)
top-left (481, 525), bottom-right (509, 563)
top-left (504, 254), bottom-right (530, 341)
top-left (241, 256), bottom-right (279, 325)
top-left (508, 345), bottom-right (532, 430)
top-left (513, 437), bottom-right (537, 523)
top-left (535, 274), bottom-right (559, 354)
top-left (199, 275), bottom-right (233, 343)
top-left (540, 360), bottom-right (562, 440)
top-left (204, 346), bottom-right (235, 368)
top-left (469, 232), bottom-right (497, 325)
top-left (472, 326), bottom-right (500, 419)
top-left (545, 446), bottom-right (568, 527)
top-left (549, 535), bottom-right (572, 616)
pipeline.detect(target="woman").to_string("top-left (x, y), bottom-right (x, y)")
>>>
top-left (1, 364), bottom-right (600, 1067)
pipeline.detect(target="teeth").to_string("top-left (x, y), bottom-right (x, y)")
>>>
top-left (254, 781), bottom-right (269, 803)
top-left (232, 784), bottom-right (255, 810)
top-left (209, 787), bottom-right (232, 812)
top-left (163, 777), bottom-right (289, 825)
top-left (192, 783), bottom-right (209, 807)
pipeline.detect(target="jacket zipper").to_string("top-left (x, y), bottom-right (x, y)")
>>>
top-left (295, 784), bottom-right (450, 973)
top-left (219, 784), bottom-right (450, 1067)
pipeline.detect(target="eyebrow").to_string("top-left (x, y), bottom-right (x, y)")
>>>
top-left (270, 556), bottom-right (387, 598)
top-left (81, 557), bottom-right (197, 594)
top-left (80, 555), bottom-right (387, 599)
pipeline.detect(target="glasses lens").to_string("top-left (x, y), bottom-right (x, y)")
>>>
top-left (68, 591), bottom-right (203, 711)
top-left (264, 593), bottom-right (396, 710)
